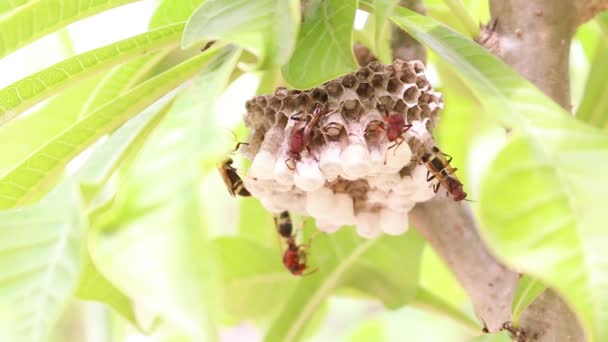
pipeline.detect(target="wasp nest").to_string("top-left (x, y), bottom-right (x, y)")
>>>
top-left (240, 60), bottom-right (443, 238)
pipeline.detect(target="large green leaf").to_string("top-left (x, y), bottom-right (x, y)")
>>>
top-left (390, 6), bottom-right (608, 341)
top-left (212, 238), bottom-right (296, 321)
top-left (76, 96), bottom-right (177, 204)
top-left (149, 0), bottom-right (206, 29)
top-left (373, 0), bottom-right (399, 63)
top-left (0, 0), bottom-right (139, 59)
top-left (0, 23), bottom-right (183, 124)
top-left (282, 0), bottom-right (358, 88)
top-left (0, 0), bottom-right (31, 14)
top-left (0, 75), bottom-right (103, 175)
top-left (75, 254), bottom-right (137, 327)
top-left (0, 182), bottom-right (86, 342)
top-left (182, 0), bottom-right (300, 68)
top-left (265, 224), bottom-right (425, 342)
top-left (575, 14), bottom-right (608, 128)
top-left (0, 46), bottom-right (221, 209)
top-left (89, 47), bottom-right (241, 339)
top-left (77, 53), bottom-right (169, 118)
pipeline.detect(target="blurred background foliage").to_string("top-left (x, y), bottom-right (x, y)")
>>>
top-left (0, 0), bottom-right (606, 341)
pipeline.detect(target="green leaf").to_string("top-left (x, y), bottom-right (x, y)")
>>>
top-left (182, 0), bottom-right (300, 68)
top-left (75, 254), bottom-right (137, 327)
top-left (0, 0), bottom-right (139, 59)
top-left (0, 75), bottom-right (103, 175)
top-left (0, 0), bottom-right (31, 15)
top-left (389, 7), bottom-right (608, 341)
top-left (0, 46), bottom-right (221, 209)
top-left (576, 21), bottom-right (608, 128)
top-left (76, 96), bottom-right (177, 204)
top-left (511, 275), bottom-right (546, 325)
top-left (0, 23), bottom-right (184, 124)
top-left (78, 52), bottom-right (170, 118)
top-left (0, 182), bottom-right (86, 342)
top-left (467, 331), bottom-right (511, 342)
top-left (440, 0), bottom-right (479, 37)
top-left (89, 47), bottom-right (242, 339)
top-left (374, 0), bottom-right (399, 62)
top-left (281, 0), bottom-right (358, 88)
top-left (265, 225), bottom-right (425, 342)
top-left (212, 238), bottom-right (296, 321)
top-left (149, 0), bottom-right (206, 29)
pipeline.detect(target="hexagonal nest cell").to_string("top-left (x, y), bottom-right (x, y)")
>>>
top-left (238, 60), bottom-right (445, 238)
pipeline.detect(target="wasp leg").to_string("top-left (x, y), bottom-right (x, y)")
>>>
top-left (426, 171), bottom-right (437, 182)
top-left (440, 151), bottom-right (453, 164)
top-left (302, 267), bottom-right (319, 277)
top-left (401, 123), bottom-right (413, 134)
top-left (433, 182), bottom-right (441, 193)
top-left (231, 142), bottom-right (250, 153)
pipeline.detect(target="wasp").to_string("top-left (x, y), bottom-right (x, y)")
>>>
top-left (285, 103), bottom-right (328, 170)
top-left (421, 146), bottom-right (468, 202)
top-left (273, 211), bottom-right (318, 276)
top-left (365, 103), bottom-right (413, 161)
top-left (217, 141), bottom-right (250, 197)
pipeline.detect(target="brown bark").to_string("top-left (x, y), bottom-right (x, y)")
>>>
top-left (409, 198), bottom-right (519, 333)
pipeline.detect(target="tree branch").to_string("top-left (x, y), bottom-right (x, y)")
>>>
top-left (409, 197), bottom-right (520, 333)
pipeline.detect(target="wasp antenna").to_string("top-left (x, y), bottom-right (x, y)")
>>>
top-left (464, 198), bottom-right (476, 203)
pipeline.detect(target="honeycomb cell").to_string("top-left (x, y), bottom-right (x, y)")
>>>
top-left (393, 99), bottom-right (407, 113)
top-left (387, 77), bottom-right (401, 93)
top-left (400, 67), bottom-right (416, 83)
top-left (341, 99), bottom-right (363, 120)
top-left (407, 105), bottom-right (422, 122)
top-left (268, 97), bottom-right (282, 110)
top-left (385, 64), bottom-right (398, 78)
top-left (376, 95), bottom-right (394, 109)
top-left (355, 67), bottom-right (373, 81)
top-left (311, 88), bottom-right (329, 102)
top-left (367, 61), bottom-right (382, 73)
top-left (326, 81), bottom-right (344, 97)
top-left (274, 86), bottom-right (289, 98)
top-left (341, 74), bottom-right (358, 88)
top-left (371, 74), bottom-right (387, 89)
top-left (257, 96), bottom-right (268, 108)
top-left (415, 77), bottom-right (430, 91)
top-left (403, 85), bottom-right (421, 106)
top-left (408, 60), bottom-right (425, 75)
top-left (418, 92), bottom-right (430, 104)
top-left (356, 82), bottom-right (374, 99)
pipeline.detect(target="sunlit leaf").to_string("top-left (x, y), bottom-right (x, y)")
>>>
top-left (0, 46), bottom-right (221, 209)
top-left (0, 0), bottom-right (31, 15)
top-left (374, 0), bottom-right (400, 62)
top-left (0, 75), bottom-right (103, 175)
top-left (390, 7), bottom-right (608, 341)
top-left (0, 182), bottom-right (86, 342)
top-left (89, 47), bottom-right (242, 339)
top-left (265, 225), bottom-right (425, 342)
top-left (0, 23), bottom-right (183, 124)
top-left (511, 275), bottom-right (546, 325)
top-left (75, 254), bottom-right (137, 327)
top-left (282, 0), bottom-right (358, 88)
top-left (78, 52), bottom-right (169, 118)
top-left (149, 0), bottom-right (206, 28)
top-left (0, 0), bottom-right (139, 59)
top-left (467, 331), bottom-right (511, 342)
top-left (182, 0), bottom-right (300, 67)
top-left (576, 16), bottom-right (608, 128)
top-left (76, 96), bottom-right (177, 204)
top-left (212, 238), bottom-right (296, 321)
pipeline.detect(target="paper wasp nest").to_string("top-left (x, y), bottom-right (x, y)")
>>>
top-left (240, 60), bottom-right (443, 238)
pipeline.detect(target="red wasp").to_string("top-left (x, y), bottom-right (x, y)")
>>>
top-left (380, 104), bottom-right (413, 152)
top-left (285, 103), bottom-right (328, 170)
top-left (421, 146), bottom-right (468, 202)
top-left (274, 211), bottom-right (318, 276)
